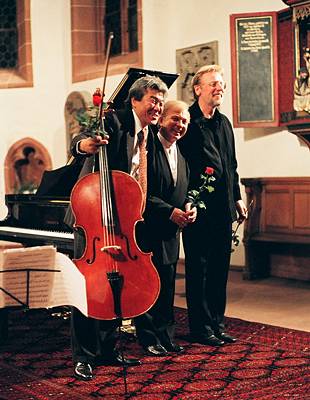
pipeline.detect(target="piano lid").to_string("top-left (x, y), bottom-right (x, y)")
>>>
top-left (108, 67), bottom-right (179, 110)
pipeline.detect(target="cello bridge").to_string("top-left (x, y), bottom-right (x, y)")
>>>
top-left (101, 245), bottom-right (126, 261)
top-left (101, 245), bottom-right (121, 252)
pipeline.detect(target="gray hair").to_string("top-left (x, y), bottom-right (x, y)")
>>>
top-left (126, 75), bottom-right (169, 103)
top-left (192, 64), bottom-right (224, 99)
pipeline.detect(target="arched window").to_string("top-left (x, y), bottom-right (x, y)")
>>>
top-left (105, 0), bottom-right (138, 56)
top-left (71, 0), bottom-right (142, 83)
top-left (0, 0), bottom-right (33, 89)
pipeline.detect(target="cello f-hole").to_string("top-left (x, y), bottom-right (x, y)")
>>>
top-left (86, 236), bottom-right (101, 264)
top-left (120, 233), bottom-right (138, 261)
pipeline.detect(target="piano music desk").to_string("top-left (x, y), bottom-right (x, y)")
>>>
top-left (0, 240), bottom-right (23, 250)
top-left (0, 240), bottom-right (24, 343)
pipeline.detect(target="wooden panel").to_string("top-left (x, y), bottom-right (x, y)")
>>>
top-left (294, 191), bottom-right (310, 233)
top-left (264, 189), bottom-right (291, 232)
top-left (278, 8), bottom-right (295, 123)
top-left (283, 0), bottom-right (310, 6)
top-left (270, 250), bottom-right (310, 280)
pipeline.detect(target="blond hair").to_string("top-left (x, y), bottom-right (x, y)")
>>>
top-left (192, 64), bottom-right (224, 99)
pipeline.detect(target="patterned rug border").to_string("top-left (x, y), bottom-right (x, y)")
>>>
top-left (0, 307), bottom-right (309, 400)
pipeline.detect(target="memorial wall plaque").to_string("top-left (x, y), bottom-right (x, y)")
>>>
top-left (230, 13), bottom-right (279, 127)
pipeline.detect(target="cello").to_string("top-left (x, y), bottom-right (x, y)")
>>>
top-left (70, 33), bottom-right (160, 320)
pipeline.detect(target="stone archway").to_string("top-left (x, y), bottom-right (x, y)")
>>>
top-left (64, 90), bottom-right (91, 158)
top-left (4, 137), bottom-right (52, 194)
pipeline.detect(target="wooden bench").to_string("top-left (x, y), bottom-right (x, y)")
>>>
top-left (241, 177), bottom-right (310, 281)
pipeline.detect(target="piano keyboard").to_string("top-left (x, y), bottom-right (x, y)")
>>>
top-left (0, 226), bottom-right (74, 240)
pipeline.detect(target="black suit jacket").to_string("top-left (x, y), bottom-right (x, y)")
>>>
top-left (178, 101), bottom-right (241, 222)
top-left (141, 135), bottom-right (190, 265)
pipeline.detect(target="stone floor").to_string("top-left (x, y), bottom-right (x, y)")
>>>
top-left (174, 261), bottom-right (310, 332)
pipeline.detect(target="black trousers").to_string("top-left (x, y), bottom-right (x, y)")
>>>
top-left (0, 309), bottom-right (8, 344)
top-left (71, 307), bottom-right (119, 363)
top-left (182, 214), bottom-right (232, 337)
top-left (135, 261), bottom-right (177, 348)
top-left (71, 230), bottom-right (119, 364)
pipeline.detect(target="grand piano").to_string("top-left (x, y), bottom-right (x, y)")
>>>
top-left (0, 194), bottom-right (74, 256)
top-left (0, 68), bottom-right (178, 256)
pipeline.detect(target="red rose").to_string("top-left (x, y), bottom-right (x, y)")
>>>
top-left (205, 167), bottom-right (214, 175)
top-left (92, 88), bottom-right (102, 107)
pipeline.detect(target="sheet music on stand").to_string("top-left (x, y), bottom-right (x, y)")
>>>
top-left (0, 245), bottom-right (88, 316)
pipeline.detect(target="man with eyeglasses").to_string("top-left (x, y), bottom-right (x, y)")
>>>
top-left (64, 75), bottom-right (169, 380)
top-left (178, 64), bottom-right (248, 346)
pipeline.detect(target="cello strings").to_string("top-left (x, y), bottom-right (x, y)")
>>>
top-left (98, 146), bottom-right (108, 251)
top-left (99, 145), bottom-right (117, 272)
top-left (99, 145), bottom-right (111, 265)
top-left (102, 145), bottom-right (116, 272)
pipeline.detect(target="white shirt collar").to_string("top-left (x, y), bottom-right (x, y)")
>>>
top-left (158, 132), bottom-right (176, 151)
top-left (132, 109), bottom-right (143, 135)
top-left (158, 132), bottom-right (178, 186)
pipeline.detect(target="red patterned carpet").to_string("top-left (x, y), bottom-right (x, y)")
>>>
top-left (0, 307), bottom-right (309, 399)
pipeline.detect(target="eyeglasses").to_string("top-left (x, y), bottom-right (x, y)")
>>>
top-left (205, 80), bottom-right (226, 90)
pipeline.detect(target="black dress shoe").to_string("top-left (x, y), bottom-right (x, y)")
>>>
top-left (145, 344), bottom-right (168, 356)
top-left (74, 362), bottom-right (93, 380)
top-left (102, 351), bottom-right (141, 367)
top-left (216, 332), bottom-right (237, 343)
top-left (191, 334), bottom-right (225, 346)
top-left (164, 342), bottom-right (184, 353)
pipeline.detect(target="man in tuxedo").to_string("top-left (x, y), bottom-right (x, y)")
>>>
top-left (135, 100), bottom-right (196, 356)
top-left (178, 65), bottom-right (248, 346)
top-left (65, 75), bottom-right (168, 380)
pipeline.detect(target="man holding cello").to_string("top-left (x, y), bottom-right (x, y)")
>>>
top-left (66, 75), bottom-right (169, 381)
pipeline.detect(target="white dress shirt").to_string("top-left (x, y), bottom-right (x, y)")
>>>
top-left (158, 132), bottom-right (178, 186)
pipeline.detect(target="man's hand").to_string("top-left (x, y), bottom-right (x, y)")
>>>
top-left (170, 203), bottom-right (197, 229)
top-left (185, 202), bottom-right (197, 224)
top-left (236, 199), bottom-right (248, 223)
top-left (78, 135), bottom-right (109, 154)
top-left (170, 208), bottom-right (191, 229)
